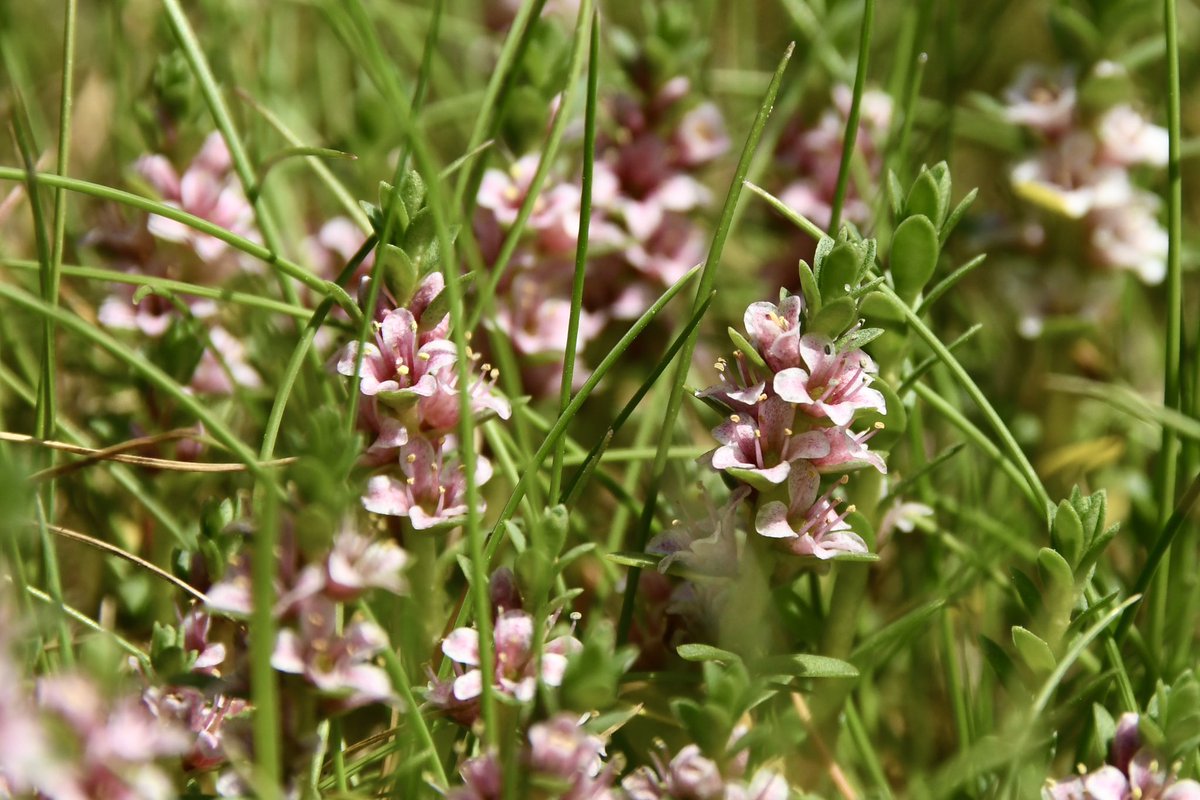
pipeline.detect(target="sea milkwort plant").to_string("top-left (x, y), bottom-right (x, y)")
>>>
top-left (4, 0), bottom-right (1200, 798)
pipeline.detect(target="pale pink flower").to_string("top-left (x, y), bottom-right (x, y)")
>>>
top-left (809, 425), bottom-right (888, 474)
top-left (1090, 196), bottom-right (1168, 284)
top-left (189, 325), bottom-right (263, 395)
top-left (135, 132), bottom-right (257, 262)
top-left (1004, 66), bottom-right (1077, 135)
top-left (675, 102), bottom-right (730, 166)
top-left (432, 609), bottom-right (581, 715)
top-left (337, 307), bottom-right (457, 400)
top-left (1097, 105), bottom-right (1169, 167)
top-left (773, 334), bottom-right (886, 426)
top-left (624, 214), bottom-right (706, 292)
top-left (1044, 713), bottom-right (1200, 800)
top-left (35, 675), bottom-right (190, 800)
top-left (304, 215), bottom-right (373, 279)
top-left (496, 272), bottom-right (607, 359)
top-left (143, 687), bottom-right (248, 772)
top-left (271, 597), bottom-right (396, 710)
top-left (741, 294), bottom-right (804, 373)
top-left (700, 396), bottom-right (831, 487)
top-left (755, 463), bottom-right (867, 559)
top-left (362, 436), bottom-right (493, 529)
top-left (449, 714), bottom-right (616, 800)
top-left (180, 609), bottom-right (226, 676)
top-left (320, 529), bottom-right (409, 600)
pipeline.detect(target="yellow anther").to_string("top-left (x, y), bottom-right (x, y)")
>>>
top-left (407, 454), bottom-right (417, 463)
top-left (729, 414), bottom-right (741, 423)
top-left (397, 364), bottom-right (410, 376)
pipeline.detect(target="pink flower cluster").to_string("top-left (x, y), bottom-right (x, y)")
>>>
top-left (141, 610), bottom-right (249, 774)
top-left (1006, 64), bottom-right (1169, 284)
top-left (450, 713), bottom-right (618, 800)
top-left (94, 132), bottom-right (262, 395)
top-left (697, 293), bottom-right (887, 559)
top-left (776, 85), bottom-right (893, 232)
top-left (1045, 713), bottom-right (1200, 799)
top-left (337, 272), bottom-right (511, 527)
top-left (0, 599), bottom-right (189, 800)
top-left (475, 78), bottom-right (728, 394)
top-left (207, 526), bottom-right (408, 711)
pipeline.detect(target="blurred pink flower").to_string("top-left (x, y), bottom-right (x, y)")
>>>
top-left (271, 597), bottom-right (396, 711)
top-left (189, 325), bottom-right (262, 395)
top-left (1004, 66), bottom-right (1077, 136)
top-left (675, 102), bottom-right (730, 167)
top-left (135, 132), bottom-right (258, 263)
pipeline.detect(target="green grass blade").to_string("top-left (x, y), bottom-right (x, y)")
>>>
top-left (550, 12), bottom-right (600, 503)
top-left (827, 0), bottom-right (876, 233)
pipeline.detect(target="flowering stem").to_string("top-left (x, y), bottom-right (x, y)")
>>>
top-left (1148, 0), bottom-right (1184, 662)
top-left (249, 486), bottom-right (282, 797)
top-left (827, 0), bottom-right (875, 234)
top-left (550, 10), bottom-right (600, 503)
top-left (617, 42), bottom-right (794, 645)
top-left (36, 0), bottom-right (75, 462)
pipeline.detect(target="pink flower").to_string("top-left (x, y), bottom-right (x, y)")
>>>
top-left (143, 687), bottom-right (248, 772)
top-left (304, 216), bottom-right (373, 280)
top-left (1090, 196), bottom-right (1168, 285)
top-left (755, 463), bottom-right (867, 559)
top-left (1044, 712), bottom-right (1200, 800)
top-left (1097, 105), bottom-right (1169, 168)
top-left (321, 529), bottom-right (409, 600)
top-left (809, 425), bottom-right (888, 474)
top-left (449, 714), bottom-right (616, 800)
top-left (700, 396), bottom-right (831, 487)
top-left (741, 294), bottom-right (804, 373)
top-left (337, 307), bottom-right (458, 400)
top-left (271, 597), bottom-right (396, 711)
top-left (135, 132), bottom-right (258, 263)
top-left (432, 609), bottom-right (581, 716)
top-left (675, 102), bottom-right (730, 166)
top-left (1004, 66), bottom-right (1077, 136)
top-left (362, 436), bottom-right (493, 529)
top-left (181, 609), bottom-right (226, 676)
top-left (496, 272), bottom-right (607, 360)
top-left (624, 739), bottom-right (790, 800)
top-left (624, 214), bottom-right (707, 292)
top-left (773, 334), bottom-right (886, 426)
top-left (35, 675), bottom-right (190, 800)
top-left (189, 325), bottom-right (263, 395)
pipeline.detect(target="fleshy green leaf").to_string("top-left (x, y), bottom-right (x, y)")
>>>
top-left (890, 214), bottom-right (940, 303)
